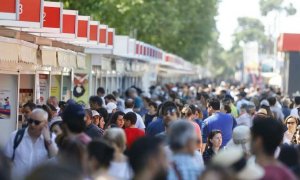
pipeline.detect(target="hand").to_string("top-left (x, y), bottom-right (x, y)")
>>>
top-left (42, 125), bottom-right (51, 141)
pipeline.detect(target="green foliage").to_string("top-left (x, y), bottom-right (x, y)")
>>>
top-left (51, 0), bottom-right (218, 63)
top-left (259, 0), bottom-right (297, 16)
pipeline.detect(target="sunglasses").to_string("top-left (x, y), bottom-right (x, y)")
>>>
top-left (287, 122), bottom-right (296, 125)
top-left (28, 118), bottom-right (42, 126)
top-left (164, 108), bottom-right (176, 116)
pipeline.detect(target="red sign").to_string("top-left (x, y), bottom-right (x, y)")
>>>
top-left (78, 20), bottom-right (88, 38)
top-left (136, 44), bottom-right (139, 54)
top-left (99, 27), bottom-right (107, 44)
top-left (19, 0), bottom-right (42, 22)
top-left (0, 0), bottom-right (16, 13)
top-left (89, 24), bottom-right (98, 41)
top-left (43, 6), bottom-right (60, 28)
top-left (63, 14), bottom-right (76, 34)
top-left (108, 31), bottom-right (113, 46)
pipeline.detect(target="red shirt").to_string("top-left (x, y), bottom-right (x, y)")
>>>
top-left (125, 128), bottom-right (145, 149)
top-left (262, 164), bottom-right (297, 180)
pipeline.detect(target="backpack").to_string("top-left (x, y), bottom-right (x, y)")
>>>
top-left (11, 128), bottom-right (49, 161)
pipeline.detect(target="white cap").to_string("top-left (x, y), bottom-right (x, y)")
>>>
top-left (106, 102), bottom-right (117, 113)
top-left (92, 110), bottom-right (100, 117)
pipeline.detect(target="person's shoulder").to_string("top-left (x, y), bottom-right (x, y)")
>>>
top-left (264, 163), bottom-right (297, 178)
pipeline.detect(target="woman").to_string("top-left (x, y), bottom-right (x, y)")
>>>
top-left (291, 125), bottom-right (300, 144)
top-left (144, 101), bottom-right (157, 128)
top-left (283, 116), bottom-right (299, 144)
top-left (88, 140), bottom-right (115, 180)
top-left (203, 130), bottom-right (222, 165)
top-left (109, 111), bottom-right (125, 128)
top-left (92, 110), bottom-right (105, 130)
top-left (103, 128), bottom-right (133, 180)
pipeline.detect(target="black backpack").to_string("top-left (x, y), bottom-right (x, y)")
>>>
top-left (11, 128), bottom-right (49, 161)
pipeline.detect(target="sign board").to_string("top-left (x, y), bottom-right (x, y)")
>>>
top-left (43, 1), bottom-right (62, 32)
top-left (89, 21), bottom-right (99, 43)
top-left (99, 24), bottom-right (107, 46)
top-left (62, 10), bottom-right (78, 38)
top-left (107, 28), bottom-right (114, 47)
top-left (0, 0), bottom-right (18, 20)
top-left (77, 15), bottom-right (90, 41)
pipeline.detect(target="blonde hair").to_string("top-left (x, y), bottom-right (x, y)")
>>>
top-left (103, 128), bottom-right (126, 151)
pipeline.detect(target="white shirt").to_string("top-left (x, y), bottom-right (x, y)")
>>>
top-left (236, 113), bottom-right (252, 127)
top-left (4, 128), bottom-right (56, 179)
top-left (290, 107), bottom-right (299, 118)
top-left (108, 161), bottom-right (133, 180)
top-left (123, 108), bottom-right (145, 129)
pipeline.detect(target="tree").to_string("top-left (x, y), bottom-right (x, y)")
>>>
top-left (259, 0), bottom-right (297, 16)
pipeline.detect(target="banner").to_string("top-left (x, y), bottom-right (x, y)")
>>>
top-left (39, 74), bottom-right (48, 104)
top-left (51, 75), bottom-right (61, 99)
top-left (0, 89), bottom-right (11, 120)
top-left (19, 89), bottom-right (33, 106)
top-left (73, 73), bottom-right (89, 106)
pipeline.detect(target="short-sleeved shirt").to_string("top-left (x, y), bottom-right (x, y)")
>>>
top-left (202, 112), bottom-right (235, 147)
top-left (125, 128), bottom-right (145, 149)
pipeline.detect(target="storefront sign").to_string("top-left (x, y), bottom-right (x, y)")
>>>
top-left (73, 73), bottom-right (89, 106)
top-left (99, 25), bottom-right (107, 45)
top-left (43, 1), bottom-right (62, 30)
top-left (62, 10), bottom-right (78, 37)
top-left (0, 0), bottom-right (17, 20)
top-left (77, 16), bottom-right (89, 39)
top-left (89, 21), bottom-right (98, 42)
top-left (39, 74), bottom-right (48, 104)
top-left (107, 28), bottom-right (114, 46)
top-left (0, 89), bottom-right (11, 120)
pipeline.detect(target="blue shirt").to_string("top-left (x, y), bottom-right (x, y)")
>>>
top-left (146, 117), bottom-right (165, 136)
top-left (202, 112), bottom-right (235, 146)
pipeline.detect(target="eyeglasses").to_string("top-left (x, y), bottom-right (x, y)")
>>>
top-left (28, 118), bottom-right (42, 126)
top-left (164, 108), bottom-right (176, 116)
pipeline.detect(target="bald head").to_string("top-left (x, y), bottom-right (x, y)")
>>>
top-left (31, 109), bottom-right (48, 122)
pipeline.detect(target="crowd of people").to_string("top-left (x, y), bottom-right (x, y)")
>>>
top-left (1, 82), bottom-right (300, 180)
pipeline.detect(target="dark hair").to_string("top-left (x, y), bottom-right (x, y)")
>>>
top-left (161, 101), bottom-right (178, 116)
top-left (251, 116), bottom-right (284, 155)
top-left (278, 144), bottom-right (299, 168)
top-left (295, 96), bottom-right (300, 106)
top-left (208, 98), bottom-right (220, 110)
top-left (109, 111), bottom-right (125, 125)
top-left (123, 112), bottom-right (137, 125)
top-left (125, 99), bottom-right (134, 108)
top-left (223, 104), bottom-right (231, 114)
top-left (206, 130), bottom-right (222, 150)
top-left (59, 101), bottom-right (66, 108)
top-left (62, 104), bottom-right (86, 133)
top-left (97, 87), bottom-right (105, 95)
top-left (48, 104), bottom-right (57, 112)
top-left (267, 97), bottom-right (277, 106)
top-left (89, 96), bottom-right (103, 107)
top-left (200, 92), bottom-right (209, 100)
top-left (148, 101), bottom-right (158, 110)
top-left (23, 102), bottom-right (36, 111)
top-left (88, 140), bottom-right (114, 168)
top-left (105, 94), bottom-right (116, 101)
top-left (128, 137), bottom-right (163, 173)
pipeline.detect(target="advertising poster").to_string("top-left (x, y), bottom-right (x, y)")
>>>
top-left (19, 89), bottom-right (33, 106)
top-left (51, 75), bottom-right (61, 99)
top-left (0, 89), bottom-right (11, 120)
top-left (73, 73), bottom-right (89, 106)
top-left (39, 74), bottom-right (49, 104)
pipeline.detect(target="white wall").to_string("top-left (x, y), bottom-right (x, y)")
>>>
top-left (0, 74), bottom-right (18, 147)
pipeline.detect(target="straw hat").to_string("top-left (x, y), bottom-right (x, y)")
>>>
top-left (212, 147), bottom-right (264, 180)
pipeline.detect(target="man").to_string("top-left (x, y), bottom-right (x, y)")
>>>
top-left (62, 103), bottom-right (91, 145)
top-left (21, 102), bottom-right (36, 128)
top-left (128, 137), bottom-right (169, 180)
top-left (89, 96), bottom-right (109, 125)
top-left (268, 96), bottom-right (284, 123)
top-left (236, 104), bottom-right (252, 127)
top-left (97, 87), bottom-right (106, 107)
top-left (236, 91), bottom-right (249, 113)
top-left (199, 92), bottom-right (209, 120)
top-left (47, 96), bottom-right (60, 113)
top-left (202, 98), bottom-right (235, 150)
top-left (124, 112), bottom-right (145, 148)
top-left (127, 88), bottom-right (143, 113)
top-left (84, 109), bottom-right (103, 139)
top-left (251, 117), bottom-right (297, 180)
top-left (5, 109), bottom-right (58, 179)
top-left (168, 120), bottom-right (204, 180)
top-left (290, 96), bottom-right (300, 118)
top-left (112, 91), bottom-right (125, 112)
top-left (281, 97), bottom-right (291, 119)
top-left (104, 94), bottom-right (117, 106)
top-left (124, 99), bottom-right (145, 130)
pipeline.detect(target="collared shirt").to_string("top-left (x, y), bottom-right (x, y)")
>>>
top-left (123, 108), bottom-right (145, 129)
top-left (168, 153), bottom-right (203, 180)
top-left (4, 128), bottom-right (55, 179)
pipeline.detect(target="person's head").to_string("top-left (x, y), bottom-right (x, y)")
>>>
top-left (200, 92), bottom-right (209, 105)
top-left (161, 101), bottom-right (179, 128)
top-left (103, 128), bottom-right (126, 152)
top-left (181, 104), bottom-right (196, 120)
top-left (88, 140), bottom-right (114, 171)
top-left (89, 96), bottom-right (103, 110)
top-left (123, 112), bottom-right (137, 128)
top-left (267, 96), bottom-right (277, 107)
top-left (128, 88), bottom-right (137, 98)
top-left (106, 102), bottom-right (117, 114)
top-left (91, 110), bottom-right (104, 129)
top-left (237, 91), bottom-right (247, 100)
top-left (47, 96), bottom-right (58, 108)
top-left (207, 98), bottom-right (220, 115)
top-left (62, 103), bottom-right (86, 134)
top-left (229, 125), bottom-right (251, 156)
top-left (110, 111), bottom-right (125, 128)
top-left (168, 120), bottom-right (198, 154)
top-left (112, 91), bottom-right (120, 98)
top-left (84, 109), bottom-right (93, 126)
top-left (128, 137), bottom-right (168, 180)
top-left (97, 87), bottom-right (105, 97)
top-left (195, 107), bottom-right (203, 119)
top-left (104, 94), bottom-right (116, 105)
top-left (282, 97), bottom-right (291, 107)
top-left (22, 102), bottom-right (36, 120)
top-left (207, 130), bottom-right (222, 150)
top-left (37, 104), bottom-right (52, 122)
top-left (251, 116), bottom-right (285, 156)
top-left (125, 98), bottom-right (134, 109)
top-left (28, 108), bottom-right (48, 138)
top-left (222, 103), bottom-right (231, 114)
top-left (148, 101), bottom-right (158, 115)
top-left (48, 104), bottom-right (58, 118)
top-left (294, 96), bottom-right (300, 106)
top-left (284, 116), bottom-right (299, 133)
top-left (49, 119), bottom-right (63, 136)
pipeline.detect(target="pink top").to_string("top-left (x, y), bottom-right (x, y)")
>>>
top-left (262, 163), bottom-right (297, 180)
